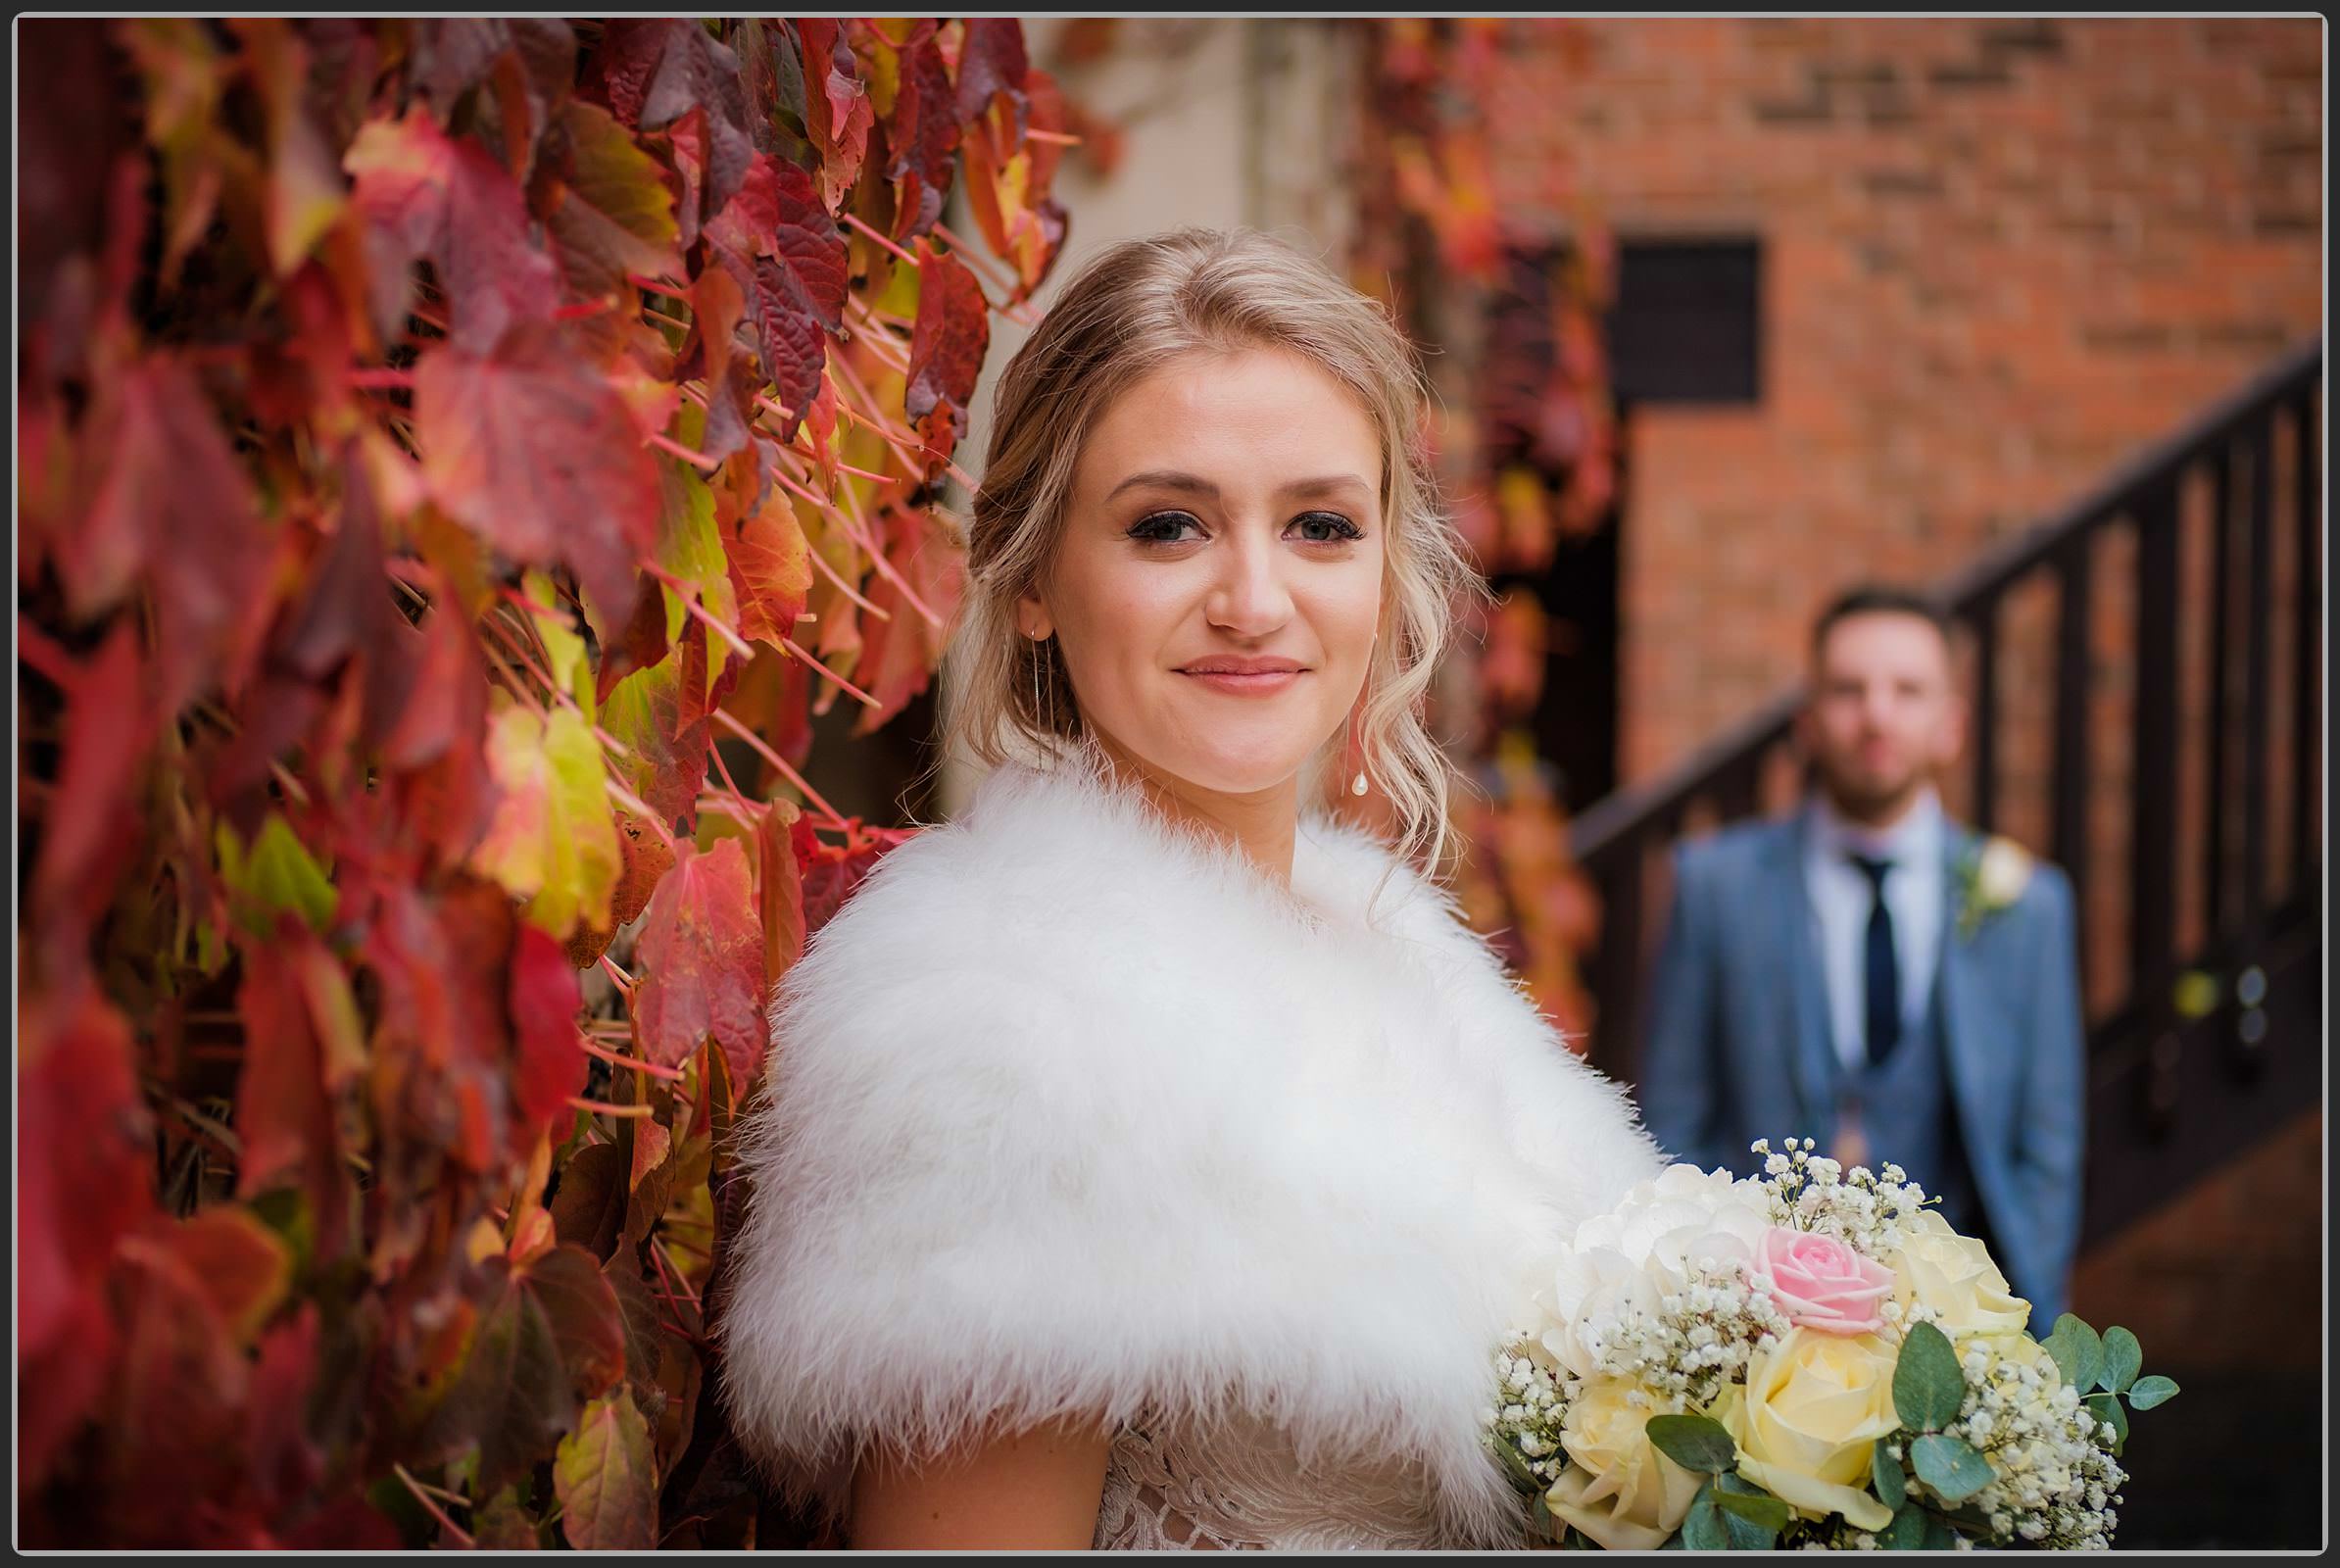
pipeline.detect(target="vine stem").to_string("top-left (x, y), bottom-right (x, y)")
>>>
top-left (655, 1236), bottom-right (705, 1306)
top-left (392, 1465), bottom-right (475, 1549)
top-left (580, 1036), bottom-right (686, 1082)
top-left (568, 1096), bottom-right (654, 1119)
top-left (763, 447), bottom-right (943, 630)
top-left (647, 430), bottom-right (724, 474)
top-left (828, 347), bottom-right (980, 494)
top-left (842, 212), bottom-right (921, 270)
top-left (709, 709), bottom-right (849, 832)
top-left (599, 954), bottom-right (635, 995)
top-left (639, 563), bottom-right (757, 662)
top-left (478, 601), bottom-right (635, 759)
top-left (779, 633), bottom-right (880, 710)
top-left (804, 532), bottom-right (895, 620)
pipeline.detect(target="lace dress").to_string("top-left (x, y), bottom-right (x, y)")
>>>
top-left (1092, 1414), bottom-right (1520, 1551)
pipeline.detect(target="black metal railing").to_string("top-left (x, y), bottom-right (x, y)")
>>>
top-left (1571, 339), bottom-right (2322, 1243)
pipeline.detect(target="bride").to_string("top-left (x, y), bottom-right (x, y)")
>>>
top-left (715, 227), bottom-right (1666, 1549)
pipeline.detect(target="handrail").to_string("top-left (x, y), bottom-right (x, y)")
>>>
top-left (1571, 337), bottom-right (2324, 867)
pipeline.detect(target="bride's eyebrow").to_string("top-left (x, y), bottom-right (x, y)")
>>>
top-left (1103, 470), bottom-right (1373, 504)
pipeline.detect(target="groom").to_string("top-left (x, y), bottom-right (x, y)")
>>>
top-left (1634, 585), bottom-right (2085, 1332)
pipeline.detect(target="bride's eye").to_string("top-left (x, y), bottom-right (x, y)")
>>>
top-left (1292, 511), bottom-right (1365, 544)
top-left (1129, 511), bottom-right (1203, 544)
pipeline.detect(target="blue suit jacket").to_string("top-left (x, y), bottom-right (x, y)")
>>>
top-left (1633, 808), bottom-right (2086, 1334)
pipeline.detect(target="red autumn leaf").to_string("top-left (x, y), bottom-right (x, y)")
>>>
top-left (511, 924), bottom-right (589, 1141)
top-left (794, 813), bottom-right (921, 937)
top-left (795, 18), bottom-right (874, 211)
top-left (961, 73), bottom-right (1071, 301)
top-left (756, 798), bottom-right (807, 990)
top-left (276, 449), bottom-right (396, 688)
top-left (562, 812), bottom-right (679, 968)
top-left (886, 33), bottom-right (962, 241)
top-left (631, 836), bottom-right (767, 1085)
top-left (73, 354), bottom-right (278, 711)
top-left (414, 1244), bottom-right (625, 1498)
top-left (542, 98), bottom-right (683, 305)
top-left (589, 569), bottom-right (673, 707)
top-left (414, 321), bottom-right (662, 618)
top-left (365, 879), bottom-right (524, 1181)
top-left (19, 986), bottom-right (153, 1363)
top-left (29, 623), bottom-right (155, 974)
top-left (726, 486), bottom-right (814, 649)
top-left (600, 625), bottom-right (715, 828)
top-left (953, 18), bottom-right (1030, 127)
top-left (158, 1206), bottom-right (295, 1348)
top-left (343, 104), bottom-right (561, 352)
top-left (236, 924), bottom-right (356, 1260)
top-left (243, 1304), bottom-right (329, 1520)
top-left (853, 504), bottom-right (966, 736)
top-left (411, 18), bottom-right (579, 116)
top-left (905, 238), bottom-right (991, 467)
top-left (103, 1234), bottom-right (254, 1544)
top-left (690, 258), bottom-right (754, 463)
top-left (373, 588), bottom-right (496, 870)
top-left (586, 18), bottom-right (753, 236)
top-left (705, 153), bottom-right (848, 437)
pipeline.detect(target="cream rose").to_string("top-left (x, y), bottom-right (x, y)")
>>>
top-left (1975, 836), bottom-right (2034, 908)
top-left (1542, 1376), bottom-right (1708, 1551)
top-left (1721, 1327), bottom-right (1899, 1531)
top-left (1888, 1209), bottom-right (2032, 1338)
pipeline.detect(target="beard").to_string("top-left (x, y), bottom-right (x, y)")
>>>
top-left (1813, 754), bottom-right (1926, 823)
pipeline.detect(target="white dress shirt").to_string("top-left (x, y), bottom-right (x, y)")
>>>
top-left (1801, 788), bottom-right (1947, 1076)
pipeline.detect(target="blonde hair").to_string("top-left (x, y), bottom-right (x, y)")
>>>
top-left (936, 226), bottom-right (1491, 882)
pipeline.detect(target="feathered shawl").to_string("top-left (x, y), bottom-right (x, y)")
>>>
top-left (714, 744), bottom-right (1665, 1543)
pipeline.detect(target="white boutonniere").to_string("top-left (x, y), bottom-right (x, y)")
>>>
top-left (1954, 835), bottom-right (2033, 940)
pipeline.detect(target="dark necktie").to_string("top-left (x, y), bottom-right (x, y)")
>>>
top-left (1848, 854), bottom-right (1900, 1065)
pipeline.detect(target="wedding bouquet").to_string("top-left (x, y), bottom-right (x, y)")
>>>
top-left (1487, 1140), bottom-right (2177, 1550)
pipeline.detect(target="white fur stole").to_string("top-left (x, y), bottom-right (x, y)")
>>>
top-left (714, 747), bottom-right (1665, 1541)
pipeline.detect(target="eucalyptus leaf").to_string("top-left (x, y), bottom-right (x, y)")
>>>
top-left (2053, 1313), bottom-right (2104, 1395)
top-left (2084, 1392), bottom-right (2130, 1454)
top-left (1923, 1513), bottom-right (1960, 1549)
top-left (1713, 1488), bottom-right (1792, 1534)
top-left (2098, 1326), bottom-right (2142, 1394)
top-left (1645, 1412), bottom-right (1738, 1474)
top-left (1891, 1321), bottom-right (1966, 1432)
top-left (1722, 1507), bottom-right (1778, 1550)
top-left (2041, 1322), bottom-right (2083, 1389)
top-left (2126, 1374), bottom-right (2181, 1411)
top-left (1872, 1438), bottom-right (1907, 1509)
top-left (1877, 1500), bottom-right (1931, 1550)
top-left (1494, 1439), bottom-right (1542, 1494)
top-left (1680, 1493), bottom-right (1728, 1552)
top-left (1910, 1433), bottom-right (1995, 1503)
top-left (1530, 1489), bottom-right (1556, 1544)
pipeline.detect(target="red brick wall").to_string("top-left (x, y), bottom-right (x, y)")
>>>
top-left (1482, 18), bottom-right (2322, 788)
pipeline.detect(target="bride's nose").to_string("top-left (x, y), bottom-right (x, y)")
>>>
top-left (1203, 528), bottom-right (1294, 638)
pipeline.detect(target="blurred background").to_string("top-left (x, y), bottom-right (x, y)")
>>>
top-left (804, 19), bottom-right (2324, 1548)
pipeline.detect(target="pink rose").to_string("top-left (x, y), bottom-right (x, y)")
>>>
top-left (1755, 1227), bottom-right (1895, 1336)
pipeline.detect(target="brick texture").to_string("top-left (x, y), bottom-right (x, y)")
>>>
top-left (1479, 18), bottom-right (2322, 789)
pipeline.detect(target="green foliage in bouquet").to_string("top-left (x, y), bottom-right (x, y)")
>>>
top-left (1494, 1141), bottom-right (2182, 1551)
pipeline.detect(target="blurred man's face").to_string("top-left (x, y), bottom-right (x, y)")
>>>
top-left (1798, 611), bottom-right (1966, 823)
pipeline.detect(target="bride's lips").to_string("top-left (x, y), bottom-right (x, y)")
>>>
top-left (1176, 662), bottom-right (1306, 696)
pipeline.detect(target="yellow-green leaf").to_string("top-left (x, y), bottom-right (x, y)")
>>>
top-left (217, 813), bottom-right (337, 937)
top-left (524, 570), bottom-right (595, 722)
top-left (472, 702), bottom-right (622, 939)
top-left (555, 1390), bottom-right (658, 1550)
top-left (652, 457), bottom-right (738, 703)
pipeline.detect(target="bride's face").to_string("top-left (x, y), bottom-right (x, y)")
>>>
top-left (1020, 345), bottom-right (1386, 801)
